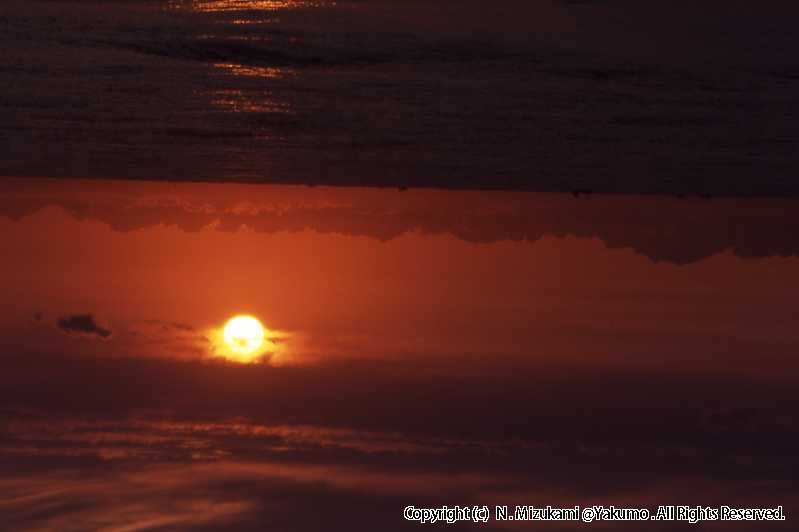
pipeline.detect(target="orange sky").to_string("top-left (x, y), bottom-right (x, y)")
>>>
top-left (1, 178), bottom-right (797, 378)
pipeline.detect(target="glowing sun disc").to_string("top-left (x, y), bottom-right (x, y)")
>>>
top-left (223, 315), bottom-right (265, 355)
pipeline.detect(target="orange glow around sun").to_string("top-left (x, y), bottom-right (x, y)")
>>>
top-left (217, 315), bottom-right (267, 362)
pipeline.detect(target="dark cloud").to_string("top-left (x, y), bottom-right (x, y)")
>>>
top-left (56, 315), bottom-right (112, 339)
top-left (3, 179), bottom-right (799, 264)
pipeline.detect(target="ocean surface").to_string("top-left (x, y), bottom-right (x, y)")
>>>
top-left (2, 0), bottom-right (799, 193)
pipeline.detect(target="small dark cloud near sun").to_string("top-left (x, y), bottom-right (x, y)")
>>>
top-left (57, 314), bottom-right (112, 339)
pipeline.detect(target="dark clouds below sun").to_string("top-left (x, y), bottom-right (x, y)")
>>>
top-left (1, 355), bottom-right (797, 531)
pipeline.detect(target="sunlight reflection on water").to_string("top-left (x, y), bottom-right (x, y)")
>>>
top-left (227, 18), bottom-right (279, 24)
top-left (213, 63), bottom-right (294, 79)
top-left (167, 0), bottom-right (336, 12)
top-left (211, 89), bottom-right (293, 114)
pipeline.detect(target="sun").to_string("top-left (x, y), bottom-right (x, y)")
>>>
top-left (211, 314), bottom-right (287, 363)
top-left (223, 315), bottom-right (265, 356)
